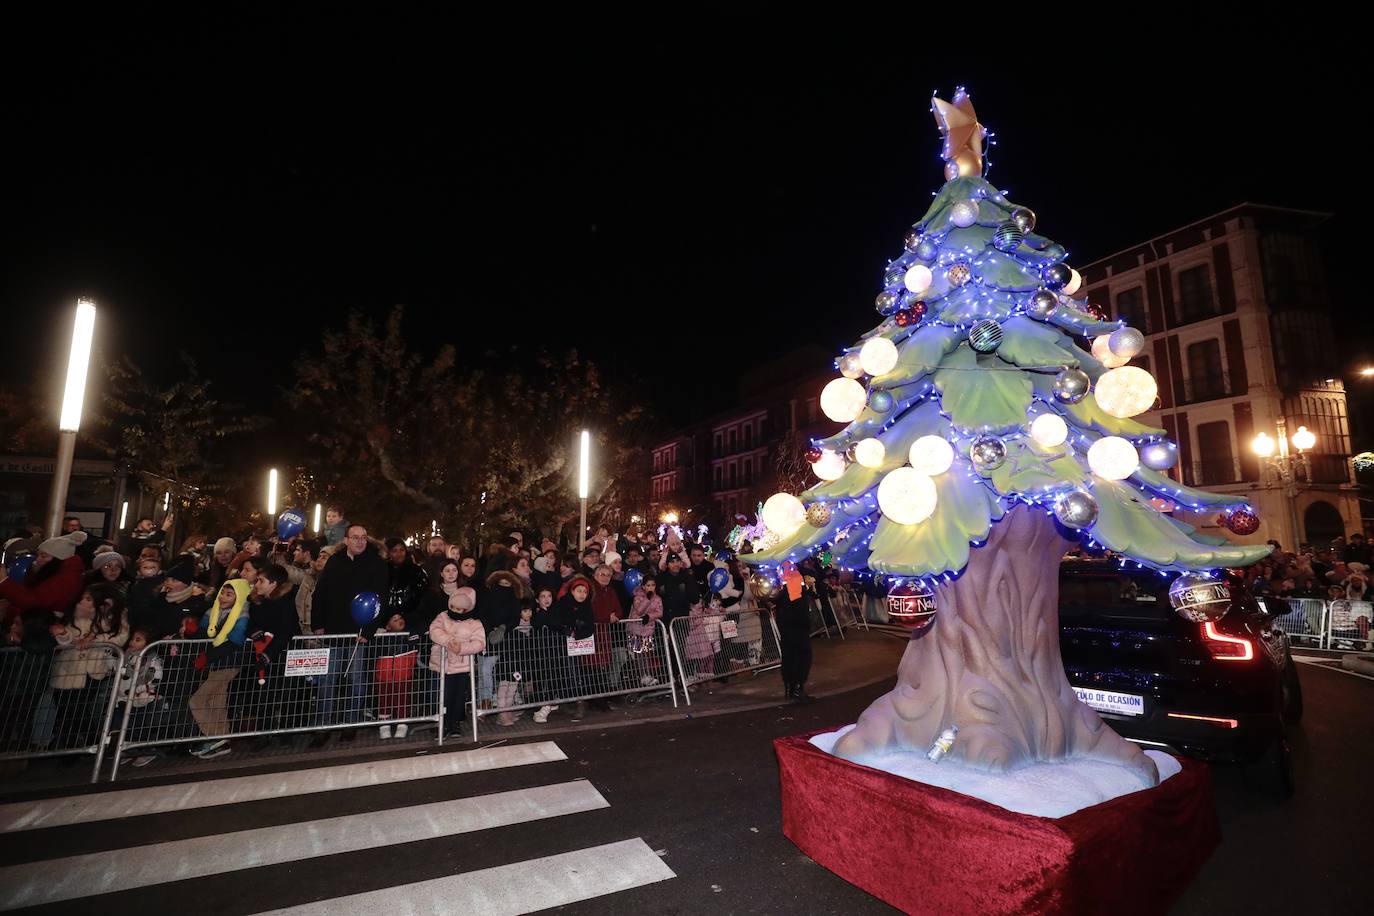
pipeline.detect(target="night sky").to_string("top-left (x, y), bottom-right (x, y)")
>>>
top-left (2, 20), bottom-right (1361, 430)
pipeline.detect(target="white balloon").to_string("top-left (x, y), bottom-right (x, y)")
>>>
top-left (877, 467), bottom-right (939, 525)
top-left (1091, 334), bottom-right (1129, 369)
top-left (761, 492), bottom-right (806, 537)
top-left (820, 378), bottom-right (867, 422)
top-left (853, 438), bottom-right (886, 468)
top-left (908, 435), bottom-right (955, 476)
top-left (1087, 436), bottom-right (1139, 481)
top-left (813, 449), bottom-right (847, 481)
top-left (1029, 413), bottom-right (1069, 447)
top-left (903, 264), bottom-right (933, 294)
top-left (1094, 367), bottom-right (1158, 419)
top-left (859, 337), bottom-right (900, 377)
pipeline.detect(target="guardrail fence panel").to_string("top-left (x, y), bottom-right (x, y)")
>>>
top-left (668, 609), bottom-right (782, 705)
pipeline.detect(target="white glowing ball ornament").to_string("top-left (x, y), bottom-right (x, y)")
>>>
top-left (859, 337), bottom-right (900, 377)
top-left (1087, 436), bottom-right (1140, 480)
top-left (1094, 367), bottom-right (1158, 419)
top-left (1029, 413), bottom-right (1069, 447)
top-left (820, 377), bottom-right (867, 422)
top-left (903, 264), bottom-right (933, 294)
top-left (908, 436), bottom-right (955, 476)
top-left (877, 467), bottom-right (939, 525)
top-left (853, 438), bottom-right (886, 468)
top-left (1091, 335), bottom-right (1129, 369)
top-left (812, 449), bottom-right (847, 481)
top-left (761, 492), bottom-right (807, 538)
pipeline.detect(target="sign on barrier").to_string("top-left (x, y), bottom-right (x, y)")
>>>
top-left (566, 636), bottom-right (595, 657)
top-left (284, 648), bottom-right (330, 676)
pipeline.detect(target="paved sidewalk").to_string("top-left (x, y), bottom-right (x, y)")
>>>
top-left (0, 629), bottom-right (905, 795)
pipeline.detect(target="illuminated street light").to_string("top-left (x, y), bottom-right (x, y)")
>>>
top-left (578, 430), bottom-right (590, 553)
top-left (1291, 425), bottom-right (1316, 452)
top-left (1360, 367), bottom-right (1374, 377)
top-left (1253, 419), bottom-right (1316, 547)
top-left (1251, 432), bottom-right (1275, 458)
top-left (45, 299), bottom-right (97, 537)
top-left (313, 503), bottom-right (322, 534)
top-left (267, 468), bottom-right (278, 516)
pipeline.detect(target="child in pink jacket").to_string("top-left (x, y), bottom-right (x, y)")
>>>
top-left (428, 587), bottom-right (486, 738)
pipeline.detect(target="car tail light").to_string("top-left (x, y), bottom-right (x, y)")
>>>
top-left (1166, 712), bottom-right (1239, 728)
top-left (1201, 621), bottom-right (1254, 661)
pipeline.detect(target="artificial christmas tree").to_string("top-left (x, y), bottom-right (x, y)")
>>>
top-left (750, 89), bottom-right (1270, 787)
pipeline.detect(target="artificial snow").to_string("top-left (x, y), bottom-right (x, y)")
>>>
top-left (810, 724), bottom-right (1181, 819)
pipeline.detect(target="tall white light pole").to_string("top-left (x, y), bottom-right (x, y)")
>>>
top-left (578, 430), bottom-right (590, 554)
top-left (313, 503), bottom-right (322, 534)
top-left (267, 468), bottom-right (278, 518)
top-left (45, 299), bottom-right (96, 537)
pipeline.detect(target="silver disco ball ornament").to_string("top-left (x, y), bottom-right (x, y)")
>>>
top-left (884, 265), bottom-right (907, 288)
top-left (915, 238), bottom-right (939, 261)
top-left (1053, 368), bottom-right (1092, 404)
top-left (969, 319), bottom-right (1003, 353)
top-left (1011, 206), bottom-right (1036, 233)
top-left (969, 435), bottom-right (1007, 470)
top-left (993, 221), bottom-right (1024, 252)
top-left (1140, 440), bottom-right (1179, 471)
top-left (1053, 490), bottom-right (1099, 529)
top-left (869, 389), bottom-right (894, 413)
top-left (946, 263), bottom-right (972, 287)
top-left (1168, 572), bottom-right (1232, 623)
top-left (1026, 289), bottom-right (1058, 320)
top-left (1108, 326), bottom-right (1145, 359)
top-left (875, 289), bottom-right (901, 314)
top-left (748, 572), bottom-right (779, 600)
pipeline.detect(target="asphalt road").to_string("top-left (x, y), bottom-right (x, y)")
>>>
top-left (0, 660), bottom-right (1368, 914)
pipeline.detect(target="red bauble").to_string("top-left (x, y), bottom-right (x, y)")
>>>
top-left (909, 300), bottom-right (928, 320)
top-left (894, 309), bottom-right (914, 327)
top-left (1084, 302), bottom-right (1109, 322)
top-left (1225, 506), bottom-right (1260, 535)
top-left (886, 582), bottom-right (937, 634)
top-left (805, 446), bottom-right (823, 464)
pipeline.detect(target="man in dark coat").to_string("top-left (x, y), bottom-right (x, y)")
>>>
top-left (775, 566), bottom-right (816, 702)
top-left (656, 553), bottom-right (698, 629)
top-left (309, 524), bottom-right (388, 744)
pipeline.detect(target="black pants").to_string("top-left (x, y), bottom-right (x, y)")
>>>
top-left (780, 631), bottom-right (812, 689)
top-left (442, 672), bottom-right (471, 734)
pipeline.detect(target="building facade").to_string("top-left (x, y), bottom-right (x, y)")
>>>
top-left (1080, 203), bottom-right (1357, 551)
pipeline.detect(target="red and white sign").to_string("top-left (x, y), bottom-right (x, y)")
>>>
top-left (284, 648), bottom-right (330, 677)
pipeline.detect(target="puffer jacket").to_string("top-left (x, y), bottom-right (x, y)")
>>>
top-left (428, 611), bottom-right (486, 674)
top-left (1, 555), bottom-right (86, 620)
top-left (49, 616), bottom-right (125, 689)
top-left (628, 590), bottom-right (662, 638)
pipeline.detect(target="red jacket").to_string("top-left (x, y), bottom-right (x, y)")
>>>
top-left (1, 555), bottom-right (85, 620)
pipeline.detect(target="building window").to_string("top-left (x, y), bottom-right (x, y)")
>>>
top-left (743, 458), bottom-right (752, 485)
top-left (744, 424), bottom-right (753, 449)
top-left (1194, 421), bottom-right (1236, 484)
top-left (1185, 339), bottom-right (1228, 402)
top-left (729, 429), bottom-right (738, 454)
top-left (714, 434), bottom-right (722, 458)
top-left (1115, 286), bottom-right (1149, 334)
top-left (1133, 355), bottom-right (1151, 376)
top-left (1176, 264), bottom-right (1217, 325)
top-left (714, 466), bottom-right (722, 490)
top-left (728, 462), bottom-right (737, 488)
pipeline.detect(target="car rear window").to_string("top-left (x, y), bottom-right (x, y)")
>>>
top-left (1059, 569), bottom-right (1172, 621)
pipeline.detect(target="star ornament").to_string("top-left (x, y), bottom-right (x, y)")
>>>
top-left (932, 88), bottom-right (985, 177)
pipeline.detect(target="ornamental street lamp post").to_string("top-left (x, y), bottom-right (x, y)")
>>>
top-left (1252, 418), bottom-right (1316, 548)
top-left (578, 430), bottom-right (590, 554)
top-left (45, 300), bottom-right (97, 538)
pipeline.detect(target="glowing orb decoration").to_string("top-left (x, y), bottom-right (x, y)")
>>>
top-left (820, 377), bottom-right (867, 422)
top-left (761, 493), bottom-right (806, 538)
top-left (1094, 366), bottom-right (1158, 418)
top-left (903, 264), bottom-right (934, 294)
top-left (812, 449), bottom-right (847, 481)
top-left (853, 437), bottom-right (886, 468)
top-left (908, 435), bottom-right (955, 476)
top-left (877, 467), bottom-right (939, 525)
top-left (838, 353), bottom-right (864, 379)
top-left (1087, 436), bottom-right (1139, 480)
top-left (859, 337), bottom-right (900, 377)
top-left (1091, 334), bottom-right (1129, 369)
top-left (1029, 413), bottom-right (1069, 447)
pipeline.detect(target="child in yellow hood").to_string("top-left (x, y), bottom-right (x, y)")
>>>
top-left (188, 579), bottom-right (251, 758)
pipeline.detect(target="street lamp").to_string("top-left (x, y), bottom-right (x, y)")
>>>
top-left (578, 430), bottom-right (590, 553)
top-left (1251, 418), bottom-right (1315, 547)
top-left (45, 299), bottom-right (97, 537)
top-left (267, 468), bottom-right (278, 517)
top-left (313, 503), bottom-right (322, 534)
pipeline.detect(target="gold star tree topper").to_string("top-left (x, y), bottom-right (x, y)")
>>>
top-left (932, 88), bottom-right (985, 178)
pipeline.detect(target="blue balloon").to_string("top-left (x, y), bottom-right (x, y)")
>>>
top-left (708, 567), bottom-right (731, 593)
top-left (277, 509), bottom-right (307, 542)
top-left (623, 568), bottom-right (643, 594)
top-left (351, 591), bottom-right (381, 627)
top-left (5, 554), bottom-right (34, 583)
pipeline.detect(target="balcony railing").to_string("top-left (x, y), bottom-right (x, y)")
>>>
top-left (1178, 373), bottom-right (1233, 405)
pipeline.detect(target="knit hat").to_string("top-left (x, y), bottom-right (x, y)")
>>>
top-left (37, 530), bottom-right (87, 560)
top-left (451, 586), bottom-right (477, 612)
top-left (92, 551), bottom-right (126, 572)
top-left (164, 554), bottom-right (198, 586)
top-left (213, 537), bottom-right (236, 554)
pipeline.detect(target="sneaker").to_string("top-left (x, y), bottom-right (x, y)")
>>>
top-left (379, 725), bottom-right (393, 740)
top-left (640, 675), bottom-right (660, 687)
top-left (130, 755), bottom-right (156, 768)
top-left (533, 705), bottom-right (553, 723)
top-left (200, 746), bottom-right (232, 759)
top-left (191, 738), bottom-right (229, 758)
top-left (394, 723), bottom-right (409, 739)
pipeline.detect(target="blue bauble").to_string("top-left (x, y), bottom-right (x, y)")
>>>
top-left (869, 390), bottom-right (894, 413)
top-left (915, 238), bottom-right (939, 261)
top-left (1140, 440), bottom-right (1179, 471)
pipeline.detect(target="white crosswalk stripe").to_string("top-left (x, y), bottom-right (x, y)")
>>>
top-left (0, 741), bottom-right (676, 913)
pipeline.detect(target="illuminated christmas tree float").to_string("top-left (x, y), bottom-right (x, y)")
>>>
top-left (748, 89), bottom-right (1270, 786)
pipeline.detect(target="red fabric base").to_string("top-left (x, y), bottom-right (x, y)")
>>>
top-left (776, 730), bottom-right (1218, 916)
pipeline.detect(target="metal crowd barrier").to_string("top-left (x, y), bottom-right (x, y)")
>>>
top-left (1324, 599), bottom-right (1374, 652)
top-left (667, 609), bottom-right (783, 705)
top-left (468, 619), bottom-right (677, 738)
top-left (1264, 597), bottom-right (1328, 649)
top-left (830, 587), bottom-right (870, 633)
top-left (109, 633), bottom-right (447, 780)
top-left (0, 642), bottom-right (124, 784)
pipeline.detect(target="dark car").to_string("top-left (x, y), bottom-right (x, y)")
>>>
top-left (1057, 559), bottom-right (1302, 794)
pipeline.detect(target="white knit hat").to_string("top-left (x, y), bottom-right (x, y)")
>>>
top-left (214, 537), bottom-right (236, 554)
top-left (37, 530), bottom-right (87, 560)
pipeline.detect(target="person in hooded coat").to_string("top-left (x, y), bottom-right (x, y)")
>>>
top-left (187, 578), bottom-right (252, 757)
top-left (0, 531), bottom-right (89, 626)
top-left (546, 574), bottom-right (595, 718)
top-left (475, 570), bottom-right (524, 707)
top-left (428, 586), bottom-right (486, 737)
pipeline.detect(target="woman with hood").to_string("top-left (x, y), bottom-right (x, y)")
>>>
top-left (187, 578), bottom-right (251, 758)
top-left (475, 569), bottom-right (525, 707)
top-left (0, 531), bottom-right (89, 625)
top-left (47, 582), bottom-right (127, 748)
top-left (415, 558), bottom-right (461, 633)
top-left (428, 586), bottom-right (486, 738)
top-left (546, 574), bottom-right (595, 719)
